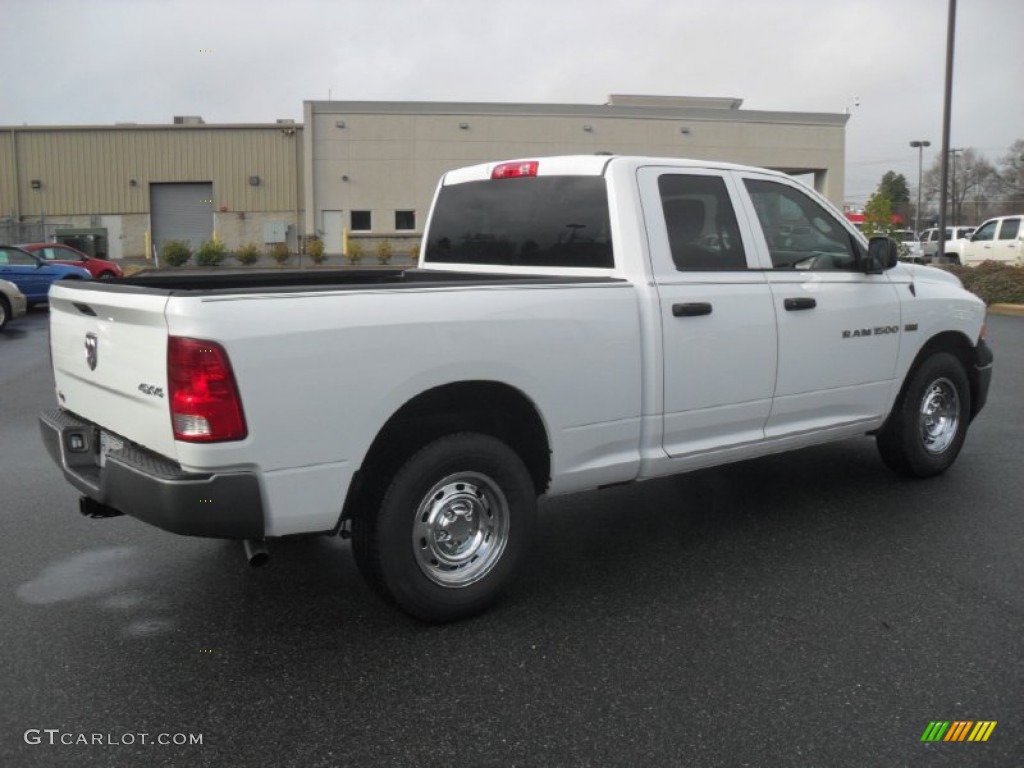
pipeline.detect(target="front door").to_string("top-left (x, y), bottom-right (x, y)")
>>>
top-left (736, 174), bottom-right (902, 437)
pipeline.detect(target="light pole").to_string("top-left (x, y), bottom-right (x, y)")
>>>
top-left (910, 140), bottom-right (931, 235)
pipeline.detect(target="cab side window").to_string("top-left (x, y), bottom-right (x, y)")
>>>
top-left (658, 174), bottom-right (747, 271)
top-left (972, 221), bottom-right (997, 241)
top-left (744, 179), bottom-right (858, 270)
top-left (998, 218), bottom-right (1020, 240)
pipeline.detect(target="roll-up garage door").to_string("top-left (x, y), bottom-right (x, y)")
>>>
top-left (150, 183), bottom-right (214, 254)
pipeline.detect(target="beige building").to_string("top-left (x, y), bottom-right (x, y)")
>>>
top-left (1, 96), bottom-right (847, 261)
top-left (304, 95), bottom-right (848, 255)
top-left (0, 118), bottom-right (303, 259)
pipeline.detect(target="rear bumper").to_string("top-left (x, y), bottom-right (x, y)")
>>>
top-left (39, 408), bottom-right (264, 539)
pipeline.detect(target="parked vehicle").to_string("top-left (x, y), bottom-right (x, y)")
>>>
top-left (0, 246), bottom-right (92, 305)
top-left (39, 155), bottom-right (993, 622)
top-left (892, 229), bottom-right (924, 262)
top-left (0, 278), bottom-right (28, 331)
top-left (18, 242), bottom-right (123, 280)
top-left (919, 226), bottom-right (975, 264)
top-left (959, 216), bottom-right (1024, 266)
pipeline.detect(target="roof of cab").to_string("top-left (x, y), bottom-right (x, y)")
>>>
top-left (442, 154), bottom-right (789, 185)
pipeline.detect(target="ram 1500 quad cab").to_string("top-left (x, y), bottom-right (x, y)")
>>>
top-left (40, 156), bottom-right (993, 621)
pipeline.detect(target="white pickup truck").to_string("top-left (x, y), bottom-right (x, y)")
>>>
top-left (40, 155), bottom-right (993, 621)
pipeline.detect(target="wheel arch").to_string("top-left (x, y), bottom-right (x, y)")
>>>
top-left (339, 380), bottom-right (551, 529)
top-left (897, 330), bottom-right (981, 417)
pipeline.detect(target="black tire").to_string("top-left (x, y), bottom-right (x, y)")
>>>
top-left (352, 432), bottom-right (537, 622)
top-left (876, 352), bottom-right (971, 477)
top-left (0, 296), bottom-right (9, 331)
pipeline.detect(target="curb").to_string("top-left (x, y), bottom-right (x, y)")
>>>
top-left (988, 304), bottom-right (1024, 317)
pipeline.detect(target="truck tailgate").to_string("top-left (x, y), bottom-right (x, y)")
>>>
top-left (48, 283), bottom-right (177, 460)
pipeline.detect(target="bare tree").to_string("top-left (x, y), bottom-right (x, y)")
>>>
top-left (994, 140), bottom-right (1024, 216)
top-left (922, 148), bottom-right (998, 225)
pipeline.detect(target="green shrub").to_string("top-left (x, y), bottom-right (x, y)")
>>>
top-left (347, 241), bottom-right (364, 265)
top-left (376, 240), bottom-right (393, 265)
top-left (270, 242), bottom-right (291, 266)
top-left (946, 261), bottom-right (1024, 305)
top-left (195, 239), bottom-right (228, 267)
top-left (160, 240), bottom-right (192, 267)
top-left (235, 243), bottom-right (261, 266)
top-left (307, 237), bottom-right (327, 265)
top-left (409, 243), bottom-right (421, 262)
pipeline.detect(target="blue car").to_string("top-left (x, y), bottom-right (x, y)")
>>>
top-left (0, 245), bottom-right (92, 306)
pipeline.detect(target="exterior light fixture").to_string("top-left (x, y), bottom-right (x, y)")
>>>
top-left (459, 122), bottom-right (469, 130)
top-left (583, 124), bottom-right (593, 132)
top-left (679, 127), bottom-right (692, 135)
top-left (335, 120), bottom-right (346, 129)
top-left (129, 178), bottom-right (137, 187)
top-left (30, 179), bottom-right (42, 189)
top-left (341, 175), bottom-right (350, 182)
top-left (248, 175), bottom-right (261, 186)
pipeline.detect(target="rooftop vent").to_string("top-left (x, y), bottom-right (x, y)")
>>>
top-left (173, 115), bottom-right (205, 125)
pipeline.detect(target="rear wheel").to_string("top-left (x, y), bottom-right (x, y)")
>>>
top-left (352, 432), bottom-right (537, 622)
top-left (0, 296), bottom-right (9, 330)
top-left (876, 352), bottom-right (971, 477)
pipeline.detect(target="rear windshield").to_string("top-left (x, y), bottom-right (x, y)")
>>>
top-left (424, 176), bottom-right (614, 268)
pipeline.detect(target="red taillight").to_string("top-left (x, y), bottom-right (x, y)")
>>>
top-left (491, 161), bottom-right (539, 179)
top-left (167, 337), bottom-right (247, 442)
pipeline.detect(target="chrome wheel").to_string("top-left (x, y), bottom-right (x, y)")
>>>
top-left (412, 472), bottom-right (510, 588)
top-left (919, 377), bottom-right (960, 455)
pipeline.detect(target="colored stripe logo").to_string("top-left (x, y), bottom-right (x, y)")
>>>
top-left (921, 721), bottom-right (997, 742)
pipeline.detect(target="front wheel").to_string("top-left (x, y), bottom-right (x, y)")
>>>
top-left (0, 296), bottom-right (9, 330)
top-left (352, 433), bottom-right (537, 622)
top-left (876, 352), bottom-right (971, 477)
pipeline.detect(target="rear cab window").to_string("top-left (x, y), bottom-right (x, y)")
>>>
top-left (424, 163), bottom-right (613, 271)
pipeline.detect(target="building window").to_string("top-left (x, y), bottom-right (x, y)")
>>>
top-left (395, 210), bottom-right (416, 231)
top-left (351, 210), bottom-right (371, 231)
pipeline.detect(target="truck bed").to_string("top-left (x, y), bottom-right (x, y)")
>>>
top-left (76, 268), bottom-right (621, 296)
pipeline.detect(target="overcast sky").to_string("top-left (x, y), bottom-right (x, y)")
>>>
top-left (2, 0), bottom-right (1021, 206)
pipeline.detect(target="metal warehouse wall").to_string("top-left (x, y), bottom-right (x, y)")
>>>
top-left (0, 125), bottom-right (303, 218)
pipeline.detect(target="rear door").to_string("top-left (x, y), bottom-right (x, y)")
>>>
top-left (47, 282), bottom-right (177, 459)
top-left (638, 166), bottom-right (777, 457)
top-left (735, 173), bottom-right (901, 437)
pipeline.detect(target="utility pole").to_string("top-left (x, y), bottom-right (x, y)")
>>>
top-left (936, 0), bottom-right (957, 259)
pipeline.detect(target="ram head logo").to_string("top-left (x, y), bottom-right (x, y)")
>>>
top-left (85, 333), bottom-right (98, 371)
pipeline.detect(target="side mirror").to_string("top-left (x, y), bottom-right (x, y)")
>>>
top-left (865, 236), bottom-right (899, 273)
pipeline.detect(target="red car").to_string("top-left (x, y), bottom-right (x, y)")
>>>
top-left (18, 242), bottom-right (123, 280)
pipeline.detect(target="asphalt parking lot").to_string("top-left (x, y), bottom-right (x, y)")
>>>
top-left (2, 307), bottom-right (1022, 767)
